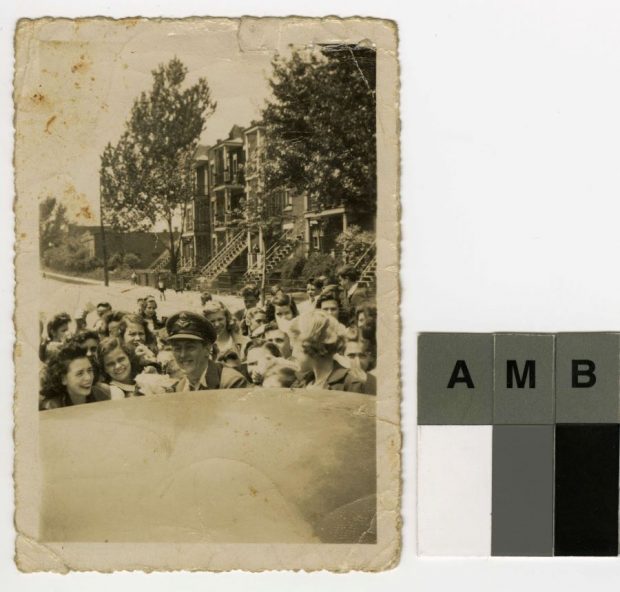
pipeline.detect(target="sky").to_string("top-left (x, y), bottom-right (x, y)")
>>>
top-left (15, 18), bottom-right (277, 226)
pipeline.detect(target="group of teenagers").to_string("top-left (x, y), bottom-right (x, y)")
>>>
top-left (38, 264), bottom-right (377, 411)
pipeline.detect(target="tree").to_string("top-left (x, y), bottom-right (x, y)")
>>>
top-left (39, 196), bottom-right (69, 254)
top-left (335, 224), bottom-right (375, 264)
top-left (100, 57), bottom-right (217, 277)
top-left (261, 45), bottom-right (377, 219)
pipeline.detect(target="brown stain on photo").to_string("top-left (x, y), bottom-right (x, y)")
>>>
top-left (71, 54), bottom-right (91, 74)
top-left (31, 93), bottom-right (47, 106)
top-left (77, 205), bottom-right (93, 221)
top-left (44, 115), bottom-right (57, 134)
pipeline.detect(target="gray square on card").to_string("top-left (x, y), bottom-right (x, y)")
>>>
top-left (418, 333), bottom-right (493, 425)
top-left (494, 334), bottom-right (555, 424)
top-left (555, 333), bottom-right (620, 423)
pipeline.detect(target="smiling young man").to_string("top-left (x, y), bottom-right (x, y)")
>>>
top-left (166, 311), bottom-right (248, 391)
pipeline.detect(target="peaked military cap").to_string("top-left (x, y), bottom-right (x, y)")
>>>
top-left (165, 311), bottom-right (216, 343)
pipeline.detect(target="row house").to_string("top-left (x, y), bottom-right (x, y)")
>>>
top-left (181, 145), bottom-right (211, 271)
top-left (180, 122), bottom-right (375, 290)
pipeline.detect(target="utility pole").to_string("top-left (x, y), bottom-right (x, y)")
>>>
top-left (259, 223), bottom-right (266, 305)
top-left (99, 173), bottom-right (110, 287)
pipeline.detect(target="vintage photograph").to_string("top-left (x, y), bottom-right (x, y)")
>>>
top-left (14, 17), bottom-right (400, 571)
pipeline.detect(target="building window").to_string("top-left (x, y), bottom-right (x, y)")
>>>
top-left (311, 226), bottom-right (321, 251)
top-left (186, 207), bottom-right (194, 232)
top-left (284, 188), bottom-right (293, 208)
top-left (196, 166), bottom-right (205, 195)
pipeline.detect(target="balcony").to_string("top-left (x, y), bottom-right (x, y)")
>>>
top-left (213, 214), bottom-right (227, 230)
top-left (212, 210), bottom-right (243, 231)
top-left (212, 170), bottom-right (245, 188)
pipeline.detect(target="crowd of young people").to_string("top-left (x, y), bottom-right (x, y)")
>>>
top-left (38, 265), bottom-right (377, 410)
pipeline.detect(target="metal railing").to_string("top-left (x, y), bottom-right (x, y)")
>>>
top-left (199, 230), bottom-right (247, 280)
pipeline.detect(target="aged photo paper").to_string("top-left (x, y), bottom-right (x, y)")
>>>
top-left (14, 16), bottom-right (400, 572)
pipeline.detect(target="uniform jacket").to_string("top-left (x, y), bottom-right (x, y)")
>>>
top-left (174, 359), bottom-right (248, 392)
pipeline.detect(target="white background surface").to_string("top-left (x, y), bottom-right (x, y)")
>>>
top-left (418, 426), bottom-right (493, 556)
top-left (4, 0), bottom-right (620, 590)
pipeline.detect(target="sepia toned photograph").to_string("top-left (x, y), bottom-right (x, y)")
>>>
top-left (13, 16), bottom-right (400, 572)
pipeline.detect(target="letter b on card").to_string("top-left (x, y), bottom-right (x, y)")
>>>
top-left (555, 333), bottom-right (619, 423)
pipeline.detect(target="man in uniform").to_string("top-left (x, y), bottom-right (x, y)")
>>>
top-left (166, 311), bottom-right (248, 391)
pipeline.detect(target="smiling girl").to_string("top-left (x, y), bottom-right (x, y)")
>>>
top-left (202, 300), bottom-right (249, 362)
top-left (97, 337), bottom-right (143, 399)
top-left (39, 342), bottom-right (111, 410)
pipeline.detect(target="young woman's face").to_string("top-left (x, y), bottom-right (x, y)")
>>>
top-left (62, 357), bottom-right (94, 398)
top-left (249, 312), bottom-right (267, 331)
top-left (83, 337), bottom-right (99, 359)
top-left (124, 322), bottom-right (146, 346)
top-left (206, 311), bottom-right (228, 336)
top-left (145, 301), bottom-right (157, 317)
top-left (320, 299), bottom-right (339, 319)
top-left (274, 305), bottom-right (293, 322)
top-left (357, 311), bottom-right (366, 330)
top-left (103, 347), bottom-right (133, 383)
top-left (306, 284), bottom-right (317, 299)
top-left (54, 323), bottom-right (70, 342)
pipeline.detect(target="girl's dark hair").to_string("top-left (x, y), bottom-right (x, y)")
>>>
top-left (244, 339), bottom-right (282, 359)
top-left (118, 313), bottom-right (157, 349)
top-left (96, 336), bottom-right (141, 383)
top-left (311, 277), bottom-right (325, 290)
top-left (316, 291), bottom-right (339, 308)
top-left (71, 329), bottom-right (99, 345)
top-left (46, 313), bottom-right (71, 340)
top-left (101, 310), bottom-right (127, 335)
top-left (271, 294), bottom-right (299, 317)
top-left (262, 341), bottom-right (282, 358)
top-left (244, 338), bottom-right (264, 358)
top-left (40, 342), bottom-right (92, 402)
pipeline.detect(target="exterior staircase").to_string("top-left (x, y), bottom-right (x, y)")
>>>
top-left (355, 242), bottom-right (376, 295)
top-left (199, 230), bottom-right (248, 283)
top-left (244, 221), bottom-right (305, 284)
top-left (148, 249), bottom-right (171, 272)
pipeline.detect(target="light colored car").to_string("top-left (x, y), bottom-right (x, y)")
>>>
top-left (39, 388), bottom-right (376, 544)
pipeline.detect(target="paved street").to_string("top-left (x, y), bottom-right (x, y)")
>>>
top-left (40, 274), bottom-right (243, 328)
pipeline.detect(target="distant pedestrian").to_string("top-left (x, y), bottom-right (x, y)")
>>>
top-left (157, 276), bottom-right (166, 301)
top-left (130, 270), bottom-right (138, 285)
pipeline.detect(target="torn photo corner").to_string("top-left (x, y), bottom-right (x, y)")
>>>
top-left (13, 16), bottom-right (400, 572)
